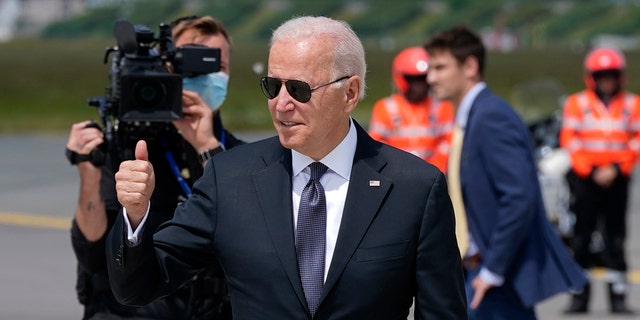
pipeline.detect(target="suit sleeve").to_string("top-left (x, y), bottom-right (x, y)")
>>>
top-left (479, 109), bottom-right (538, 276)
top-left (415, 171), bottom-right (467, 319)
top-left (106, 159), bottom-right (219, 306)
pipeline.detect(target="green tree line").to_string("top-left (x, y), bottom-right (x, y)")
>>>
top-left (2, 0), bottom-right (640, 133)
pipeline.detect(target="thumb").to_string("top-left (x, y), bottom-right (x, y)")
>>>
top-left (135, 140), bottom-right (149, 161)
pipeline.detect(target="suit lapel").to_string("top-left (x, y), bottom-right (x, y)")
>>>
top-left (251, 126), bottom-right (393, 310)
top-left (459, 88), bottom-right (488, 185)
top-left (321, 125), bottom-right (392, 301)
top-left (251, 148), bottom-right (307, 307)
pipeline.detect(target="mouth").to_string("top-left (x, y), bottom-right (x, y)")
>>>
top-left (279, 121), bottom-right (300, 128)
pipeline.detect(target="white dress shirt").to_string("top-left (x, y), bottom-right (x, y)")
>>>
top-left (291, 119), bottom-right (357, 281)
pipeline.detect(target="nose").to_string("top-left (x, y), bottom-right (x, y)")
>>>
top-left (274, 88), bottom-right (295, 112)
top-left (426, 71), bottom-right (436, 85)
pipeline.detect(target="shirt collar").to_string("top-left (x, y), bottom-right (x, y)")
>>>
top-left (292, 118), bottom-right (357, 180)
top-left (456, 81), bottom-right (487, 130)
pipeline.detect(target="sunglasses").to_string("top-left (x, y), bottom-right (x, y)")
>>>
top-left (260, 76), bottom-right (351, 103)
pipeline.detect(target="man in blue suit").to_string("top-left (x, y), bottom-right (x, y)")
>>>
top-left (425, 26), bottom-right (587, 319)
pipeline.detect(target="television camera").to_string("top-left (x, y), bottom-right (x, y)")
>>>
top-left (86, 19), bottom-right (221, 165)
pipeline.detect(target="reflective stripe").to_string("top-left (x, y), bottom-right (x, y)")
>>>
top-left (369, 123), bottom-right (392, 138)
top-left (438, 122), bottom-right (454, 134)
top-left (437, 141), bottom-right (451, 154)
top-left (578, 121), bottom-right (627, 131)
top-left (567, 140), bottom-right (582, 151)
top-left (563, 118), bottom-right (581, 129)
top-left (394, 126), bottom-right (440, 137)
top-left (571, 91), bottom-right (637, 136)
top-left (628, 138), bottom-right (640, 153)
top-left (579, 140), bottom-right (628, 151)
top-left (409, 149), bottom-right (434, 159)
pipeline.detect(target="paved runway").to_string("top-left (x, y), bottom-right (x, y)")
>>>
top-left (0, 133), bottom-right (638, 319)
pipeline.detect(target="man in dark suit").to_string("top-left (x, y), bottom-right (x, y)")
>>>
top-left (425, 26), bottom-right (587, 319)
top-left (107, 16), bottom-right (467, 319)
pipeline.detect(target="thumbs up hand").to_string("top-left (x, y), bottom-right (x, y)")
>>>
top-left (115, 140), bottom-right (156, 228)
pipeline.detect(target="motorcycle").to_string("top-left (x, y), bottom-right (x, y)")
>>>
top-left (529, 110), bottom-right (575, 244)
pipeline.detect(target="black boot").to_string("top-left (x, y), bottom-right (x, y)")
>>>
top-left (564, 282), bottom-right (590, 314)
top-left (608, 283), bottom-right (634, 314)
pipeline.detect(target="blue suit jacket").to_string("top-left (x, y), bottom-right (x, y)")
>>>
top-left (460, 88), bottom-right (587, 307)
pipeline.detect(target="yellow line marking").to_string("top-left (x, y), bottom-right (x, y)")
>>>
top-left (590, 267), bottom-right (640, 284)
top-left (0, 212), bottom-right (639, 284)
top-left (0, 212), bottom-right (71, 230)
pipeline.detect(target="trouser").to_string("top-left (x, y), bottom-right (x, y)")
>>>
top-left (567, 170), bottom-right (629, 272)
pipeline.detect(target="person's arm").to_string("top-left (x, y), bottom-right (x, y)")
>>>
top-left (106, 140), bottom-right (161, 306)
top-left (173, 90), bottom-right (222, 167)
top-left (415, 171), bottom-right (467, 319)
top-left (476, 107), bottom-right (538, 276)
top-left (613, 93), bottom-right (640, 177)
top-left (66, 121), bottom-right (108, 241)
top-left (74, 162), bottom-right (107, 241)
top-left (107, 140), bottom-right (216, 306)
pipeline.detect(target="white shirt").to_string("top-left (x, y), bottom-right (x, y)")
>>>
top-left (126, 119), bottom-right (358, 282)
top-left (291, 119), bottom-right (356, 281)
top-left (456, 81), bottom-right (505, 287)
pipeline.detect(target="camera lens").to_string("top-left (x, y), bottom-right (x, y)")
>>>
top-left (133, 80), bottom-right (166, 108)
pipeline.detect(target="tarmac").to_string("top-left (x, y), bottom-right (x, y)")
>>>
top-left (0, 133), bottom-right (638, 319)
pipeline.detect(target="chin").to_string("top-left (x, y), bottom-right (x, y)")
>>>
top-left (276, 130), bottom-right (297, 148)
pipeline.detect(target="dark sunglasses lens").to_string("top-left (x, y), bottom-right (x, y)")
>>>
top-left (285, 80), bottom-right (312, 103)
top-left (260, 77), bottom-right (281, 99)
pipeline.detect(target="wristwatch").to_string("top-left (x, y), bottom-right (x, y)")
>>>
top-left (198, 145), bottom-right (225, 164)
top-left (65, 148), bottom-right (92, 165)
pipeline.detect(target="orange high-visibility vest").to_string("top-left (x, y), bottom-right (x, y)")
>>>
top-left (368, 94), bottom-right (454, 172)
top-left (559, 89), bottom-right (640, 177)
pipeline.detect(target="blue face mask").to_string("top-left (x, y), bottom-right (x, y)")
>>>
top-left (182, 72), bottom-right (229, 111)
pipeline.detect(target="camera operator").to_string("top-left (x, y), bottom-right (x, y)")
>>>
top-left (66, 16), bottom-right (243, 319)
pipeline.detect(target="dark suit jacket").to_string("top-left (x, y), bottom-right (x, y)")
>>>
top-left (107, 122), bottom-right (467, 319)
top-left (460, 88), bottom-right (587, 308)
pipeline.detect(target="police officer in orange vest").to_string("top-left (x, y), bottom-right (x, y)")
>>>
top-left (560, 47), bottom-right (640, 314)
top-left (368, 46), bottom-right (454, 172)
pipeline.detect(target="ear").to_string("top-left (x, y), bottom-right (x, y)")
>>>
top-left (463, 56), bottom-right (480, 80)
top-left (343, 75), bottom-right (361, 113)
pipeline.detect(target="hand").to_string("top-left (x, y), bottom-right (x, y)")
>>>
top-left (470, 275), bottom-right (494, 309)
top-left (66, 120), bottom-right (104, 155)
top-left (173, 90), bottom-right (220, 153)
top-left (593, 165), bottom-right (617, 188)
top-left (115, 140), bottom-right (155, 228)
